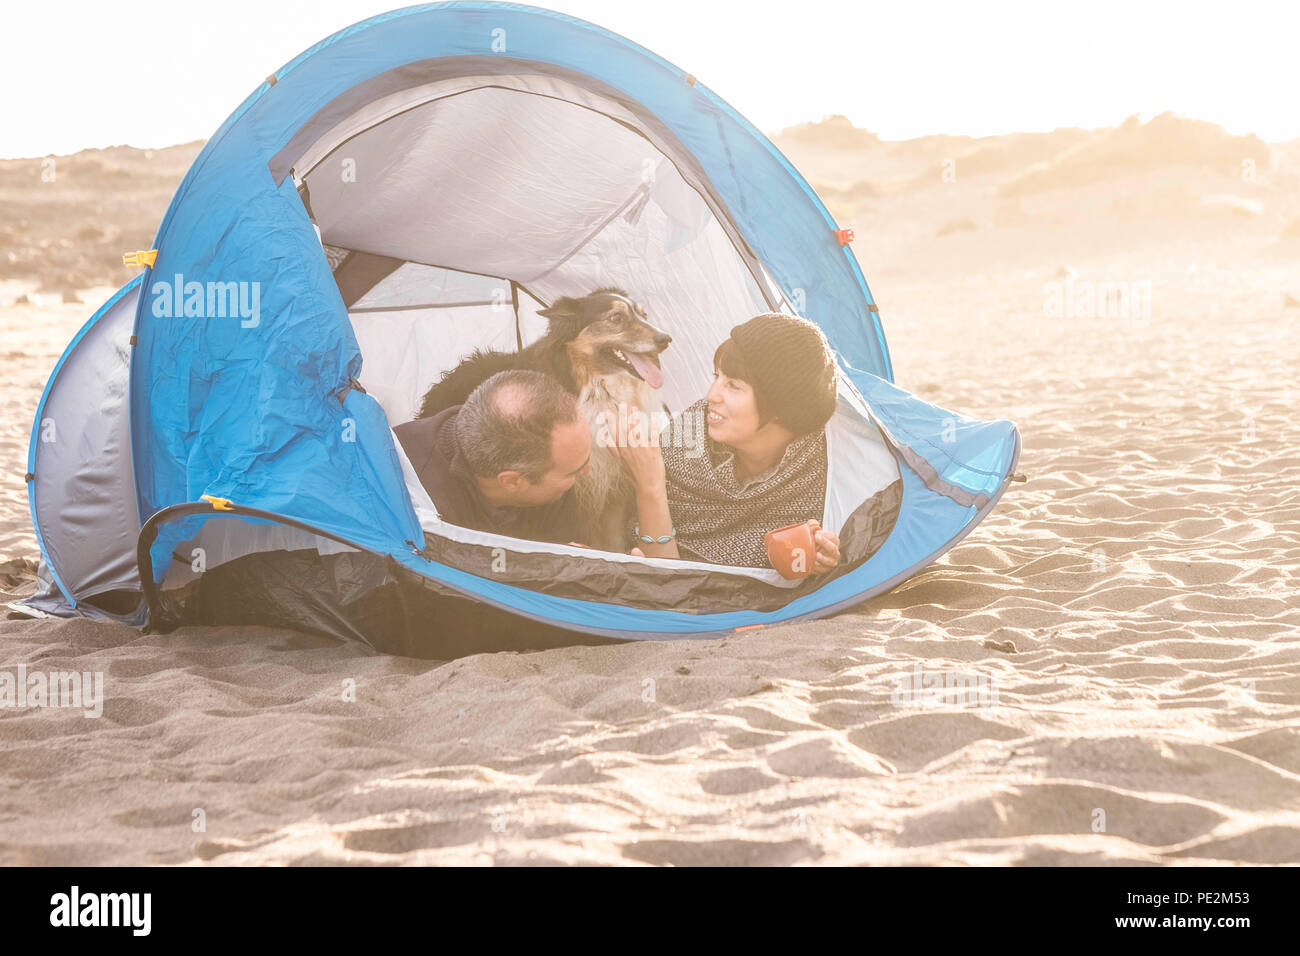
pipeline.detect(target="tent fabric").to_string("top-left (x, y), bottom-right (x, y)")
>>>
top-left (26, 276), bottom-right (142, 607)
top-left (349, 268), bottom-right (548, 423)
top-left (18, 2), bottom-right (1020, 649)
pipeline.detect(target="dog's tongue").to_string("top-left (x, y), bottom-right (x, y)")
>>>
top-left (627, 352), bottom-right (664, 389)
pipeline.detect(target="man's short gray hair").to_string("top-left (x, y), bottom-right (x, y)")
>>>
top-left (455, 370), bottom-right (582, 481)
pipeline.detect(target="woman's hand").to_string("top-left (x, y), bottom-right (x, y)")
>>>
top-left (606, 405), bottom-right (666, 492)
top-left (608, 405), bottom-right (679, 560)
top-left (807, 520), bottom-right (840, 574)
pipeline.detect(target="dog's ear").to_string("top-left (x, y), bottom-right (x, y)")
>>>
top-left (537, 297), bottom-right (588, 338)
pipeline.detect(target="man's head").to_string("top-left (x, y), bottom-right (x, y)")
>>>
top-left (455, 370), bottom-right (590, 508)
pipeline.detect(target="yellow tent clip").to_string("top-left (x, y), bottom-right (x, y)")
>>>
top-left (201, 494), bottom-right (235, 511)
top-left (122, 249), bottom-right (158, 268)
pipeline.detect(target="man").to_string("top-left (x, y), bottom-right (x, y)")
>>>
top-left (394, 370), bottom-right (591, 544)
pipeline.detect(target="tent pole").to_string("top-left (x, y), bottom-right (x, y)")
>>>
top-left (510, 281), bottom-right (522, 351)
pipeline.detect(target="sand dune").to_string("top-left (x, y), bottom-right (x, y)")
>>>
top-left (999, 113), bottom-right (1273, 197)
top-left (0, 142), bottom-right (201, 294)
top-left (0, 115), bottom-right (1297, 865)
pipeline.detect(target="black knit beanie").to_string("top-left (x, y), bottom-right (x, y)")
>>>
top-left (723, 313), bottom-right (838, 436)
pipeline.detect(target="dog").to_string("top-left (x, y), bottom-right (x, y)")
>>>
top-left (417, 288), bottom-right (672, 551)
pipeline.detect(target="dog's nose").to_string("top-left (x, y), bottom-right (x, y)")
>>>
top-left (655, 333), bottom-right (673, 350)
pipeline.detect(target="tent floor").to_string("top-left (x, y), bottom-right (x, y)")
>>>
top-left (163, 548), bottom-right (620, 659)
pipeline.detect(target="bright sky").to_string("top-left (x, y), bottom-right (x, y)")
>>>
top-left (4, 0), bottom-right (1298, 158)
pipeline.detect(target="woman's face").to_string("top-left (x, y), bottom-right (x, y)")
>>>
top-left (704, 368), bottom-right (762, 445)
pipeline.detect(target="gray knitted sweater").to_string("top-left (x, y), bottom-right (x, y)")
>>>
top-left (659, 400), bottom-right (828, 568)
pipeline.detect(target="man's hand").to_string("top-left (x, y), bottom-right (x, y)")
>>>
top-left (807, 520), bottom-right (840, 574)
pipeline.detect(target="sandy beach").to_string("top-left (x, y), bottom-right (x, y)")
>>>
top-left (1, 114), bottom-right (1297, 865)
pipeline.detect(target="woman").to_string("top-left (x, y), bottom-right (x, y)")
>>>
top-left (610, 312), bottom-right (842, 573)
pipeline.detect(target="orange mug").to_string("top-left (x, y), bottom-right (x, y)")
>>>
top-left (764, 520), bottom-right (817, 580)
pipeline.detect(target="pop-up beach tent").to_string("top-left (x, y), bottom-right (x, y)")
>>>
top-left (17, 2), bottom-right (1020, 657)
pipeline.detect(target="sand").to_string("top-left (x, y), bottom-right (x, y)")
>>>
top-left (0, 115), bottom-right (1298, 865)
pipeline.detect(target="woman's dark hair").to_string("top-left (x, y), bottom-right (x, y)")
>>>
top-left (713, 314), bottom-right (838, 436)
top-left (712, 338), bottom-right (771, 424)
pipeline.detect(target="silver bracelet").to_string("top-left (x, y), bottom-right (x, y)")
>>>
top-left (633, 524), bottom-right (676, 545)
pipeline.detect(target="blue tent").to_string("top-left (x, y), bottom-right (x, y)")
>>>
top-left (19, 2), bottom-right (1020, 654)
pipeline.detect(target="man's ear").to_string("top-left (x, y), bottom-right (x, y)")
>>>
top-left (537, 297), bottom-right (586, 339)
top-left (495, 469), bottom-right (529, 492)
